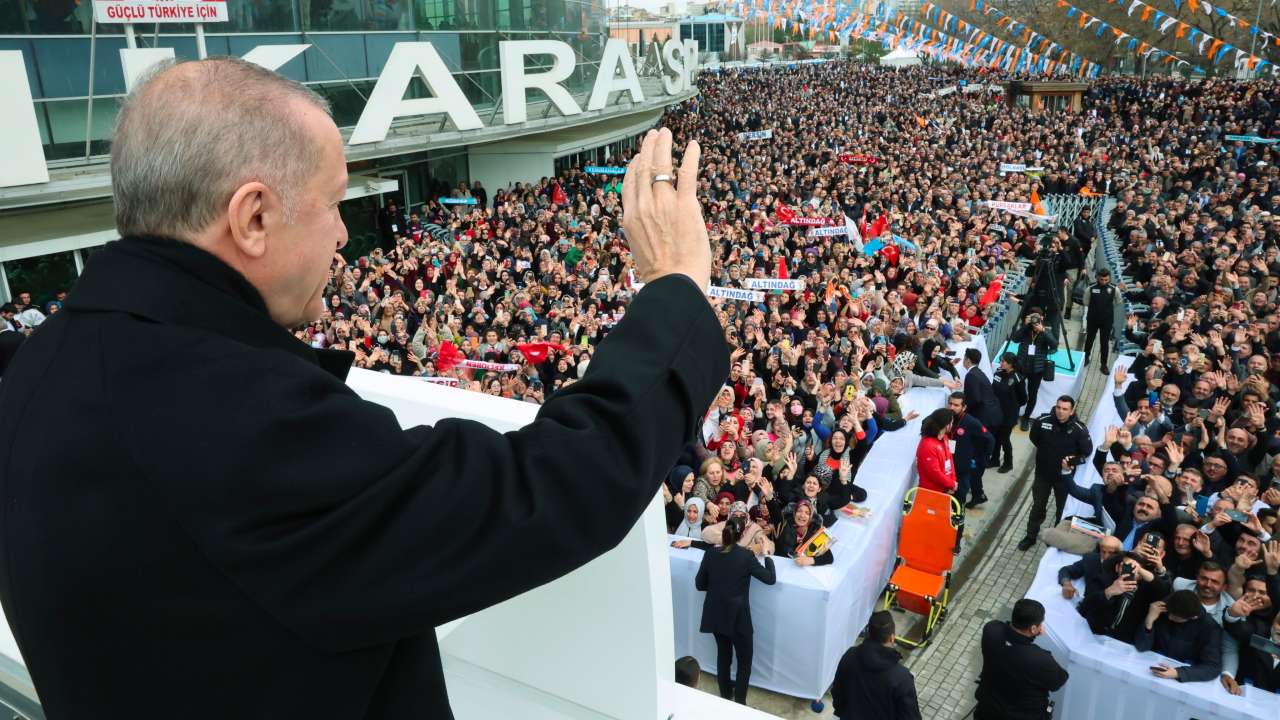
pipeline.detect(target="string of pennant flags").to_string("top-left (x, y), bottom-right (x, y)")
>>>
top-left (921, 2), bottom-right (1097, 78)
top-left (728, 1), bottom-right (1100, 77)
top-left (1055, 0), bottom-right (1274, 75)
top-left (956, 0), bottom-right (1093, 70)
top-left (879, 3), bottom-right (1100, 77)
top-left (1102, 0), bottom-right (1277, 65)
top-left (1156, 0), bottom-right (1280, 56)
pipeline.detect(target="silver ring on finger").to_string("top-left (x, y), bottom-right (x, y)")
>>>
top-left (651, 174), bottom-right (674, 185)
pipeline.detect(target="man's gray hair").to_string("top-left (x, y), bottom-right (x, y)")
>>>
top-left (111, 57), bottom-right (333, 240)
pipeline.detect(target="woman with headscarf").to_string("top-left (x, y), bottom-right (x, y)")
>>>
top-left (702, 501), bottom-right (776, 556)
top-left (663, 465), bottom-right (696, 533)
top-left (695, 516), bottom-right (776, 705)
top-left (790, 470), bottom-right (836, 528)
top-left (774, 499), bottom-right (834, 567)
top-left (673, 497), bottom-right (707, 539)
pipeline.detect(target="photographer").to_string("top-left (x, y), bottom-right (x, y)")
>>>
top-left (1079, 533), bottom-right (1174, 643)
top-left (1010, 309), bottom-right (1058, 432)
top-left (1024, 234), bottom-right (1068, 328)
top-left (1019, 395), bottom-right (1091, 551)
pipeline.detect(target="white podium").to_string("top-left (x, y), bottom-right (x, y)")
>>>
top-left (0, 368), bottom-right (774, 719)
top-left (347, 368), bottom-right (776, 719)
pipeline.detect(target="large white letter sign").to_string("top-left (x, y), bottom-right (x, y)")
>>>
top-left (0, 51), bottom-right (49, 188)
top-left (349, 42), bottom-right (483, 145)
top-left (499, 40), bottom-right (583, 125)
top-left (587, 38), bottom-right (644, 111)
top-left (661, 40), bottom-right (686, 95)
top-left (120, 43), bottom-right (309, 93)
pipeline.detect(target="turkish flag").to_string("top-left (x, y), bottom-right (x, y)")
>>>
top-left (515, 342), bottom-right (564, 364)
top-left (551, 183), bottom-right (568, 206)
top-left (776, 204), bottom-right (795, 223)
top-left (777, 256), bottom-right (789, 279)
top-left (880, 242), bottom-right (901, 267)
top-left (868, 213), bottom-right (889, 240)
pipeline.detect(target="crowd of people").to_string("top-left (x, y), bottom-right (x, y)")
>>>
top-left (4, 55), bottom-right (1280, 710)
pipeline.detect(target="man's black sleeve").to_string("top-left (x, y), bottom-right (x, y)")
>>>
top-left (133, 274), bottom-right (728, 653)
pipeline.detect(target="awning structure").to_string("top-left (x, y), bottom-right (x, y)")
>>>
top-left (0, 174), bottom-right (398, 266)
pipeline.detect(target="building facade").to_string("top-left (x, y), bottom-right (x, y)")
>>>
top-left (0, 0), bottom-right (696, 305)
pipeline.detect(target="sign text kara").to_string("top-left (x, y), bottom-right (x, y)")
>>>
top-left (0, 37), bottom-right (698, 189)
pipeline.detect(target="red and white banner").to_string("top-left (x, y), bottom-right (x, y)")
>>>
top-left (838, 153), bottom-right (878, 165)
top-left (457, 359), bottom-right (520, 373)
top-left (419, 377), bottom-right (460, 387)
top-left (94, 1), bottom-right (228, 24)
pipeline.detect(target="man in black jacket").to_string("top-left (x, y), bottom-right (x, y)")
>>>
top-left (0, 59), bottom-right (726, 720)
top-left (1020, 395), bottom-right (1093, 551)
top-left (1136, 589), bottom-right (1223, 683)
top-left (1083, 268), bottom-right (1119, 375)
top-left (991, 352), bottom-right (1027, 473)
top-left (831, 610), bottom-right (921, 720)
top-left (975, 599), bottom-right (1068, 720)
top-left (1235, 611), bottom-right (1280, 693)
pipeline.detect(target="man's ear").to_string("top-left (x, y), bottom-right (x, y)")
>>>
top-left (227, 181), bottom-right (277, 259)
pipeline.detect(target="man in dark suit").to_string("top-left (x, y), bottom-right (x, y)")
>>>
top-left (1058, 535), bottom-right (1123, 600)
top-left (948, 392), bottom-right (994, 510)
top-left (961, 348), bottom-right (1002, 430)
top-left (831, 610), bottom-right (921, 720)
top-left (0, 59), bottom-right (726, 720)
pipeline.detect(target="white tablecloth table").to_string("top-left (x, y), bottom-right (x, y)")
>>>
top-left (669, 387), bottom-right (947, 699)
top-left (1026, 548), bottom-right (1278, 719)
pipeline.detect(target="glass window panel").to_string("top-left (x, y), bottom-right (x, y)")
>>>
top-left (223, 0), bottom-right (298, 32)
top-left (306, 0), bottom-right (411, 31)
top-left (4, 251), bottom-right (78, 307)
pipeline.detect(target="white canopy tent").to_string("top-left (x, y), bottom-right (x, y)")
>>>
top-left (880, 46), bottom-right (921, 67)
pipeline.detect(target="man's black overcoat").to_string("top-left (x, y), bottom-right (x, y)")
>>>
top-left (0, 236), bottom-right (727, 718)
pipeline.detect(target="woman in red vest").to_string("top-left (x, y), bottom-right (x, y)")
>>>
top-left (916, 408), bottom-right (957, 494)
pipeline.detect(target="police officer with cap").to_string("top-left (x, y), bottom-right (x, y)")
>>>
top-left (1019, 395), bottom-right (1092, 551)
top-left (1083, 268), bottom-right (1118, 375)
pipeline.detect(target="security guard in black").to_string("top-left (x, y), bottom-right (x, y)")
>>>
top-left (1083, 268), bottom-right (1118, 371)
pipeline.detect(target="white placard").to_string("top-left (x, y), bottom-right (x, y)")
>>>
top-left (984, 201), bottom-right (1032, 212)
top-left (738, 129), bottom-right (773, 141)
top-left (807, 226), bottom-right (849, 237)
top-left (745, 278), bottom-right (805, 291)
top-left (708, 286), bottom-right (766, 302)
top-left (94, 0), bottom-right (228, 23)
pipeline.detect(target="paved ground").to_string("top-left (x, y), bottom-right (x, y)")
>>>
top-left (715, 315), bottom-right (1114, 719)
